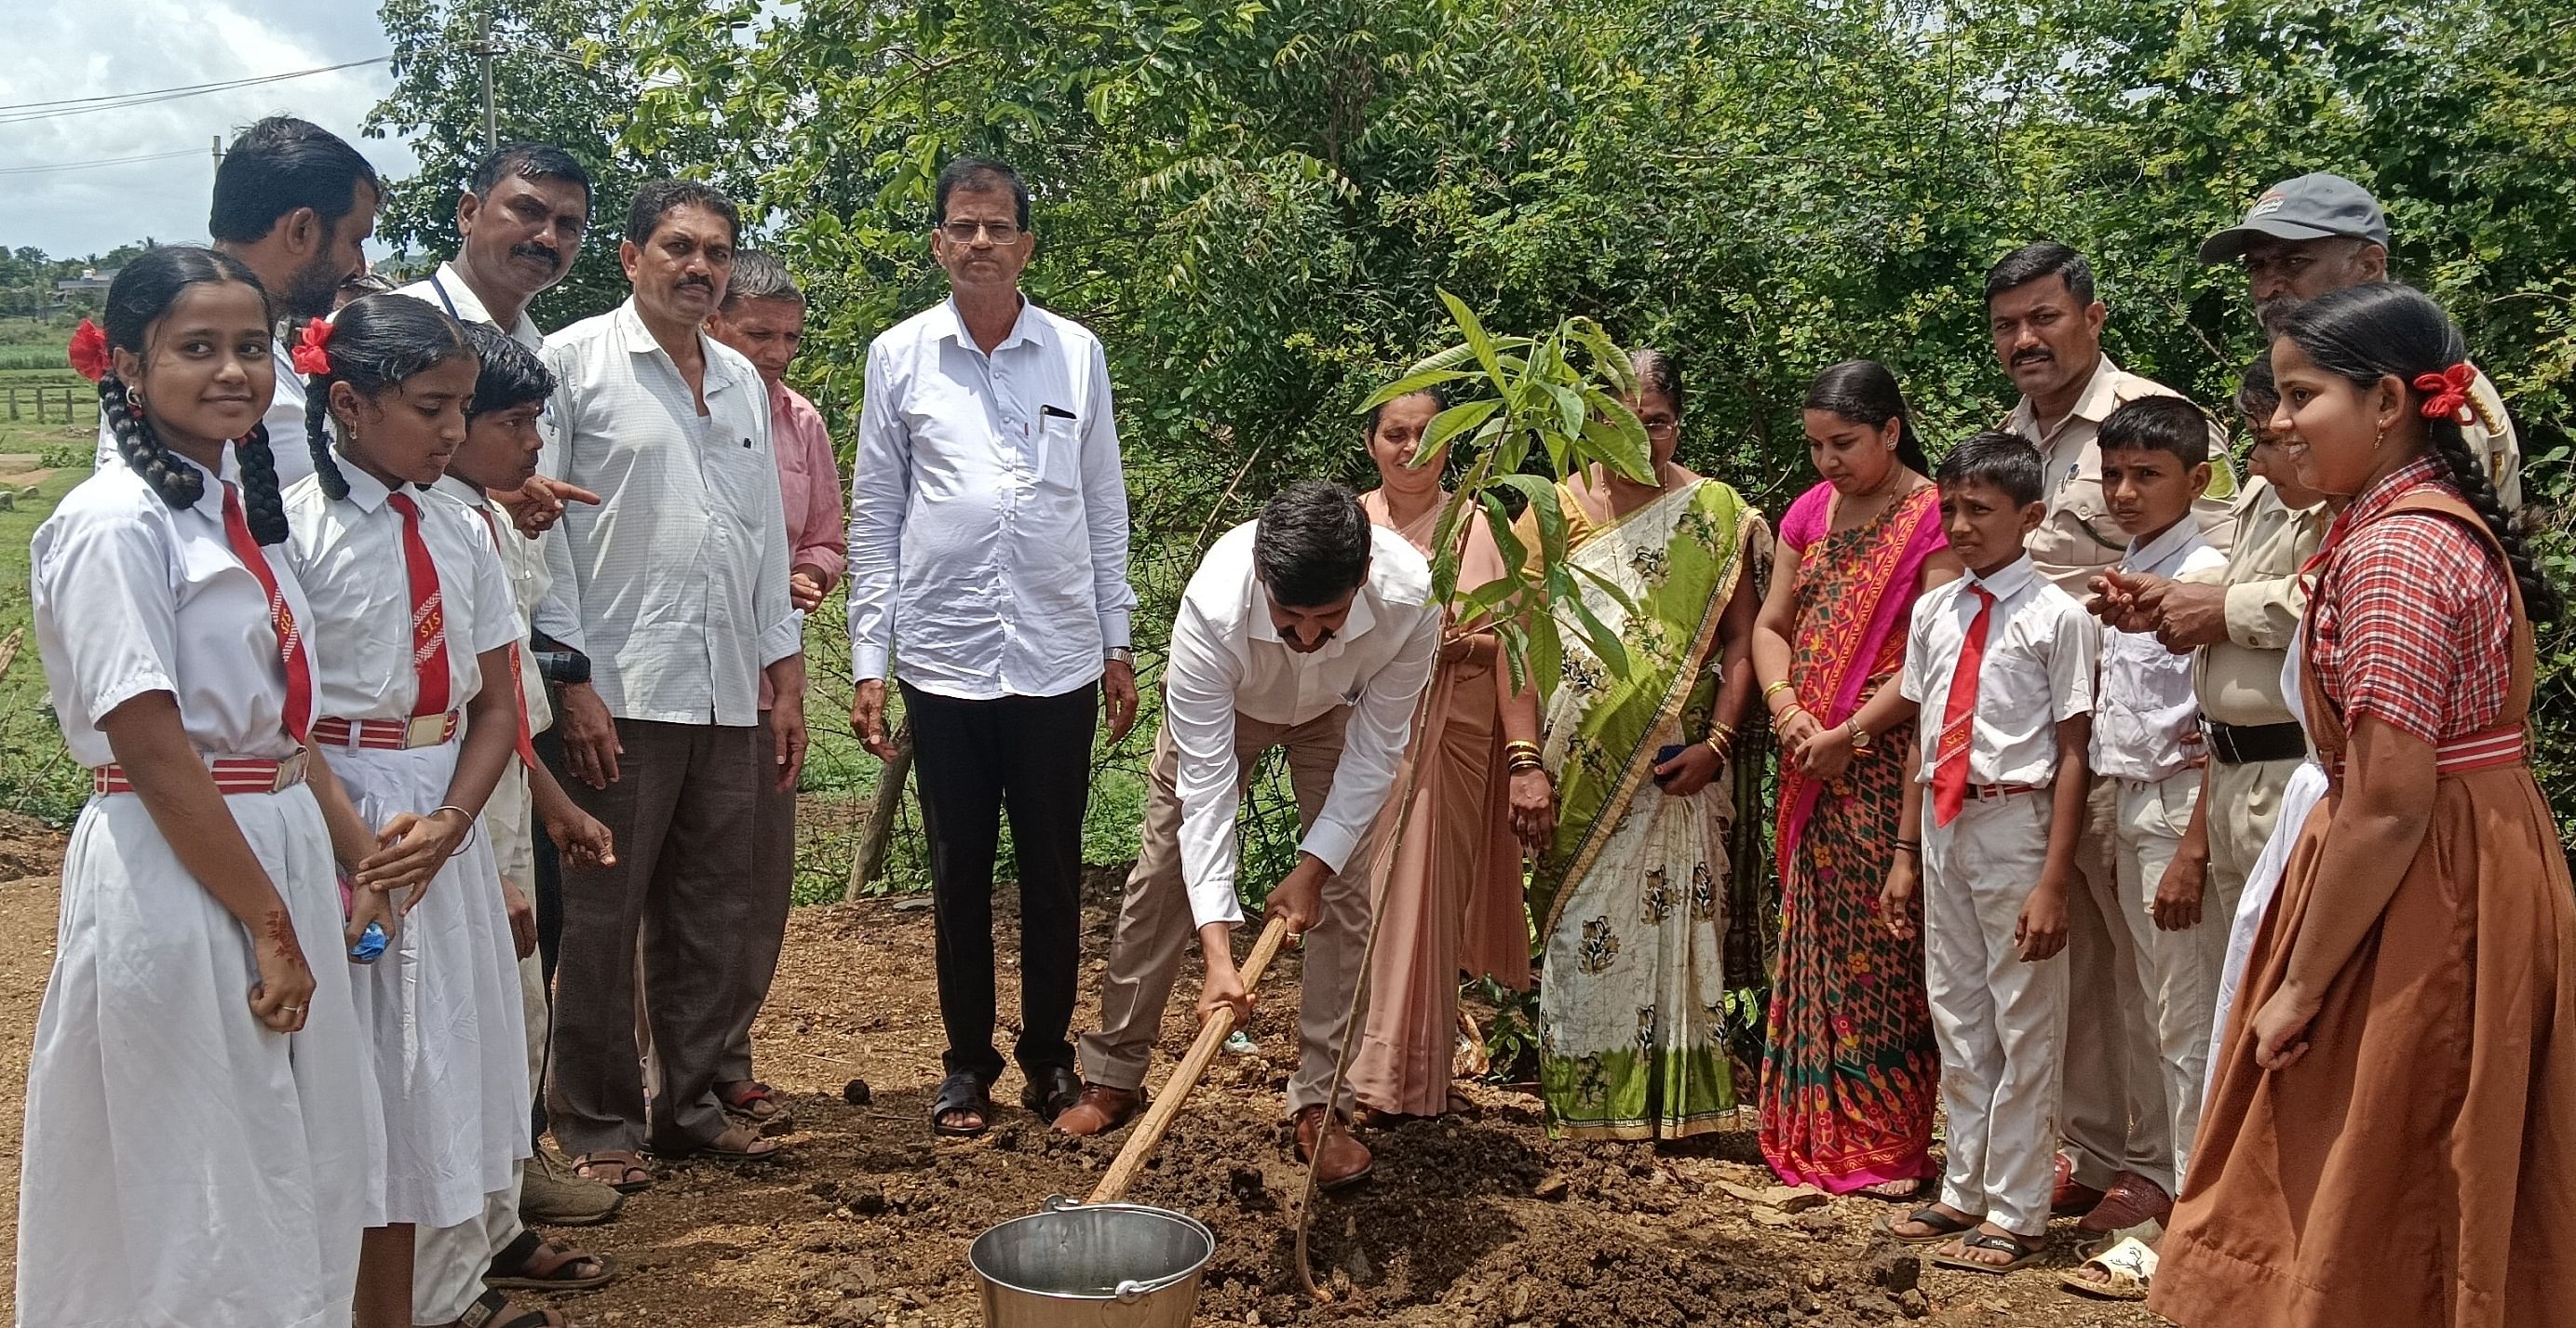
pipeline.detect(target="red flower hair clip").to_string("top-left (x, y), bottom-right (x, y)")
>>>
top-left (68, 318), bottom-right (110, 382)
top-left (2412, 361), bottom-right (2478, 427)
top-left (290, 317), bottom-right (334, 377)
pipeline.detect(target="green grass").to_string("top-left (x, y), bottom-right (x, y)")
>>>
top-left (0, 369), bottom-right (96, 456)
top-left (0, 484), bottom-right (85, 825)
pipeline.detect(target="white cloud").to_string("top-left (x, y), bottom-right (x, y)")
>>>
top-left (0, 0), bottom-right (415, 260)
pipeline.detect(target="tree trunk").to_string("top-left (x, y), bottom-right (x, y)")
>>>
top-left (844, 728), bottom-right (913, 899)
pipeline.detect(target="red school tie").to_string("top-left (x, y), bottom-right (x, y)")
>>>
top-left (472, 505), bottom-right (543, 771)
top-left (220, 483), bottom-right (314, 744)
top-left (1930, 584), bottom-right (1996, 828)
top-left (383, 492), bottom-right (453, 718)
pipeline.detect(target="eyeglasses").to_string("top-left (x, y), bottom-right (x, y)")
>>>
top-left (937, 220), bottom-right (1022, 244)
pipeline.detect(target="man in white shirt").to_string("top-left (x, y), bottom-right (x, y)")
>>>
top-left (536, 180), bottom-right (807, 1178)
top-left (1057, 482), bottom-right (1437, 1192)
top-left (845, 157), bottom-right (1139, 1136)
top-left (396, 142), bottom-right (591, 353)
top-left (95, 116), bottom-right (379, 483)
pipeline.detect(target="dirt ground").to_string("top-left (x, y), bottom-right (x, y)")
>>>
top-left (0, 811), bottom-right (2165, 1327)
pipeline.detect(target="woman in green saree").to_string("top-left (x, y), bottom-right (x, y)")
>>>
top-left (1522, 349), bottom-right (1767, 1140)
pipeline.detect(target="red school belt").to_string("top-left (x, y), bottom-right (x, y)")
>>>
top-left (309, 711), bottom-right (463, 750)
top-left (93, 750), bottom-right (310, 796)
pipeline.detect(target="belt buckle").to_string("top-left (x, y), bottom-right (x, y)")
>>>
top-left (406, 713), bottom-right (449, 747)
top-left (2200, 718), bottom-right (2233, 765)
top-left (1975, 784), bottom-right (2004, 803)
top-left (273, 750), bottom-right (308, 791)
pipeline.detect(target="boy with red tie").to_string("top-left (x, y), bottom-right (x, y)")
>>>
top-left (1881, 431), bottom-right (2098, 1273)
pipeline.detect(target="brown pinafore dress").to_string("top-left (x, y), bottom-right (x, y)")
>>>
top-left (2151, 488), bottom-right (2576, 1328)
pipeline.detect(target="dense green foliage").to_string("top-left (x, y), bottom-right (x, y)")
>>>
top-left (365, 0), bottom-right (2572, 841)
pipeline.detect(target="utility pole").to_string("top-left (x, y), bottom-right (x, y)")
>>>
top-left (479, 4), bottom-right (498, 151)
top-left (210, 135), bottom-right (223, 169)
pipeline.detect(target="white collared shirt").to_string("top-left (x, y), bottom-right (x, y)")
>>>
top-left (2092, 518), bottom-right (2226, 782)
top-left (2002, 354), bottom-right (2236, 596)
top-left (845, 297), bottom-right (1136, 700)
top-left (1165, 521), bottom-right (1439, 928)
top-left (535, 299), bottom-right (801, 727)
top-left (1901, 553), bottom-right (2098, 789)
top-left (434, 475), bottom-right (555, 733)
top-left (34, 446), bottom-right (313, 767)
top-left (94, 341), bottom-right (313, 486)
top-left (396, 262), bottom-right (543, 349)
top-left (283, 466), bottom-right (516, 722)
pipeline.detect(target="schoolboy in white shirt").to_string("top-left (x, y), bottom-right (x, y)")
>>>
top-left (1881, 431), bottom-right (2097, 1273)
top-left (2086, 396), bottom-right (2228, 1193)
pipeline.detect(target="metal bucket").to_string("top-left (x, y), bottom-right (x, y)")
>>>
top-left (969, 1196), bottom-right (1215, 1328)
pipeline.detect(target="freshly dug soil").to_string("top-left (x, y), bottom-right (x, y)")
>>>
top-left (0, 820), bottom-right (2163, 1327)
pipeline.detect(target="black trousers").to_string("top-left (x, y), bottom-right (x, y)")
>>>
top-left (902, 680), bottom-right (1098, 1083)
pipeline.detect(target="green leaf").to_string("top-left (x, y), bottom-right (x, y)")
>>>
top-left (1416, 398), bottom-right (1504, 465)
top-left (1356, 368), bottom-right (1474, 414)
top-left (1439, 288), bottom-right (1511, 391)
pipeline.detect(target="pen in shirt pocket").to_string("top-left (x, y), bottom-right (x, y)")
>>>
top-left (1042, 404), bottom-right (1077, 424)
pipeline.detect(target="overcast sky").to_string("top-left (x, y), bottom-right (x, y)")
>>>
top-left (0, 0), bottom-right (414, 262)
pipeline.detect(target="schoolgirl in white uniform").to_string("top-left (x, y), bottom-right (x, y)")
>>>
top-left (20, 247), bottom-right (431, 1328)
top-left (278, 293), bottom-right (530, 1328)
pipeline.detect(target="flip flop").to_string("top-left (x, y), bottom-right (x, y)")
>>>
top-left (454, 1287), bottom-right (564, 1328)
top-left (484, 1230), bottom-right (618, 1293)
top-left (2060, 1236), bottom-right (2157, 1300)
top-left (1932, 1229), bottom-right (2050, 1274)
top-left (568, 1151), bottom-right (654, 1194)
top-left (1877, 1204), bottom-right (1977, 1246)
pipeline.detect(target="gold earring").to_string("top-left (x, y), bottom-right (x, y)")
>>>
top-left (2374, 426), bottom-right (2385, 452)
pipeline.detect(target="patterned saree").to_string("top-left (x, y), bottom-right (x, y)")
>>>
top-left (1529, 477), bottom-right (1759, 1140)
top-left (1756, 480), bottom-right (1944, 1190)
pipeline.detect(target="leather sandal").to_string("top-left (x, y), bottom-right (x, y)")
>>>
top-left (453, 1287), bottom-right (564, 1328)
top-left (1292, 1105), bottom-right (1373, 1191)
top-left (484, 1230), bottom-right (617, 1293)
top-left (2078, 1169), bottom-right (2173, 1234)
top-left (568, 1150), bottom-right (654, 1194)
top-left (1052, 1082), bottom-right (1143, 1136)
top-left (718, 1080), bottom-right (793, 1136)
top-left (1019, 1065), bottom-right (1084, 1123)
top-left (932, 1070), bottom-right (995, 1137)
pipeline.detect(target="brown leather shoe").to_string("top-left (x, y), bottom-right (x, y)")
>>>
top-left (1052, 1083), bottom-right (1144, 1136)
top-left (1292, 1106), bottom-right (1374, 1190)
top-left (2078, 1169), bottom-right (2173, 1234)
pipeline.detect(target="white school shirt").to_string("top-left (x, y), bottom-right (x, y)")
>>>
top-left (434, 475), bottom-right (555, 734)
top-left (1166, 521), bottom-right (1440, 928)
top-left (535, 300), bottom-right (800, 727)
top-left (1900, 553), bottom-right (2099, 789)
top-left (2090, 518), bottom-right (2228, 783)
top-left (33, 448), bottom-right (311, 767)
top-left (844, 296), bottom-right (1137, 699)
top-left (282, 466), bottom-right (517, 723)
top-left (94, 340), bottom-right (314, 488)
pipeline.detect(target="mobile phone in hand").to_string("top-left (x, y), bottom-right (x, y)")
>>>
top-left (1653, 743), bottom-right (1686, 786)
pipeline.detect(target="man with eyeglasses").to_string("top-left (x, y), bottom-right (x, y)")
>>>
top-left (846, 156), bottom-right (1139, 1137)
top-left (2195, 172), bottom-right (2519, 507)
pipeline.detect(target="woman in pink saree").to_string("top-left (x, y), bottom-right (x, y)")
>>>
top-left (1351, 388), bottom-right (1549, 1120)
top-left (1750, 361), bottom-right (1960, 1196)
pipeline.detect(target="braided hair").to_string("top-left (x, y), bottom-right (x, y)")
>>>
top-left (97, 247), bottom-right (290, 543)
top-left (2281, 282), bottom-right (2560, 624)
top-left (301, 292), bottom-right (477, 501)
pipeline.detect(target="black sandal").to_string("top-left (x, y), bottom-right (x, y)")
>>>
top-left (1877, 1204), bottom-right (1978, 1246)
top-left (454, 1287), bottom-right (563, 1328)
top-left (932, 1070), bottom-right (994, 1137)
top-left (1020, 1065), bottom-right (1083, 1123)
top-left (1932, 1228), bottom-right (2051, 1274)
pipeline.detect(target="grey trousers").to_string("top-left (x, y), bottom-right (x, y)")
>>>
top-left (547, 718), bottom-right (766, 1155)
top-left (1077, 707), bottom-right (1381, 1116)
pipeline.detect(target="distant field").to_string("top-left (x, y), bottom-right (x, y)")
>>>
top-left (0, 370), bottom-right (95, 462)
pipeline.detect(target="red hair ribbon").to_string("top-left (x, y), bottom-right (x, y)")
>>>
top-left (290, 317), bottom-right (334, 377)
top-left (68, 318), bottom-right (110, 382)
top-left (2412, 362), bottom-right (2477, 427)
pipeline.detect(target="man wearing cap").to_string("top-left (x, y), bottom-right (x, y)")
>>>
top-left (2196, 170), bottom-right (2520, 506)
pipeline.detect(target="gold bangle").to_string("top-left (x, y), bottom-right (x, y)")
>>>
top-left (1762, 680), bottom-right (1795, 703)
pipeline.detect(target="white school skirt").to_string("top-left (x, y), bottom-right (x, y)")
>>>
top-left (16, 783), bottom-right (382, 1328)
top-left (329, 739), bottom-right (529, 1228)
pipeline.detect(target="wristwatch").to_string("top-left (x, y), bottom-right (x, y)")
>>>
top-left (1846, 718), bottom-right (1873, 752)
top-left (1106, 647), bottom-right (1136, 666)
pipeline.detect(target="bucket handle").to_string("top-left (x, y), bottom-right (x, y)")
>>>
top-left (1024, 1195), bottom-right (1207, 1301)
top-left (1114, 1280), bottom-right (1152, 1304)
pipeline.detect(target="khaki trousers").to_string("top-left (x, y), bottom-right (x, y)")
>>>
top-left (2202, 755), bottom-right (2304, 918)
top-left (2060, 777), bottom-right (2173, 1193)
top-left (2110, 772), bottom-right (2221, 1187)
top-left (1078, 708), bottom-right (1381, 1116)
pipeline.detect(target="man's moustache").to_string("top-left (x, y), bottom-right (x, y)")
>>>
top-left (512, 243), bottom-right (561, 265)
